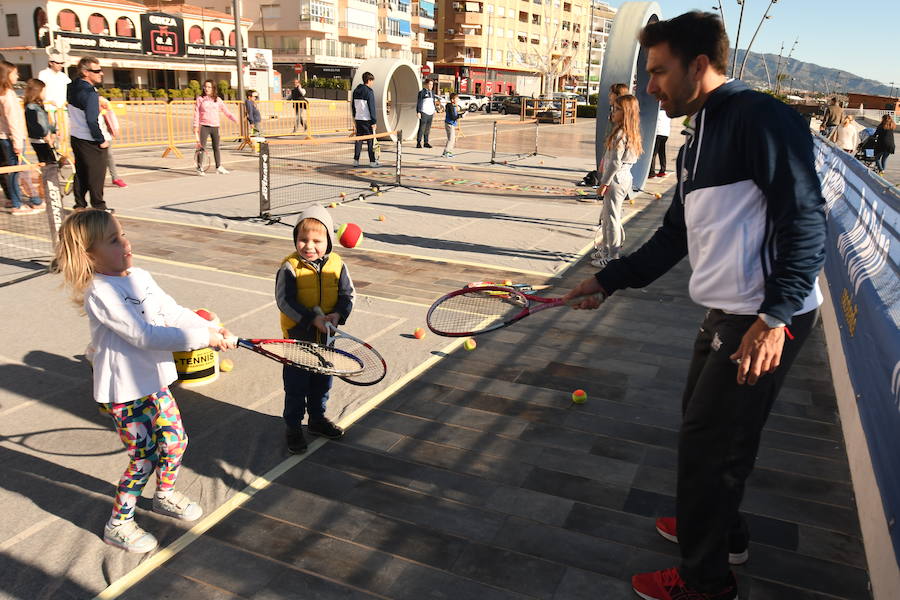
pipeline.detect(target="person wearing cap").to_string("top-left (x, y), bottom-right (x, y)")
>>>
top-left (38, 52), bottom-right (70, 123)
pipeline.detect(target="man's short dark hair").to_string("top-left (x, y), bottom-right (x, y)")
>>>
top-left (362, 71), bottom-right (374, 84)
top-left (449, 92), bottom-right (458, 100)
top-left (639, 11), bottom-right (729, 74)
top-left (76, 56), bottom-right (99, 75)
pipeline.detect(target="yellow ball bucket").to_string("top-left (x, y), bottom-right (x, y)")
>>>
top-left (173, 347), bottom-right (219, 386)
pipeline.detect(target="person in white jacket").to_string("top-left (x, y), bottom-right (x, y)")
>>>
top-left (831, 115), bottom-right (858, 153)
top-left (53, 209), bottom-right (235, 553)
top-left (592, 94), bottom-right (643, 267)
top-left (649, 107), bottom-right (671, 177)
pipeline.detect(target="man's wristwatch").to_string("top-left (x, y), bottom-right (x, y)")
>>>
top-left (758, 313), bottom-right (786, 329)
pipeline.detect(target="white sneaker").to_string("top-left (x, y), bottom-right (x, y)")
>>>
top-left (152, 491), bottom-right (203, 521)
top-left (216, 166), bottom-right (229, 174)
top-left (590, 257), bottom-right (609, 268)
top-left (196, 168), bottom-right (206, 176)
top-left (370, 161), bottom-right (381, 167)
top-left (590, 249), bottom-right (606, 259)
top-left (353, 159), bottom-right (361, 167)
top-left (103, 520), bottom-right (158, 553)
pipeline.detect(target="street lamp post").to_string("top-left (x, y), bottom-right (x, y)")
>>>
top-left (730, 0), bottom-right (746, 79)
top-left (584, 1), bottom-right (595, 97)
top-left (232, 0), bottom-right (246, 104)
top-left (737, 0), bottom-right (778, 81)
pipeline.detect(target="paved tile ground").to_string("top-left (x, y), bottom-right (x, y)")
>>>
top-left (0, 118), bottom-right (871, 599)
top-left (115, 196), bottom-right (868, 600)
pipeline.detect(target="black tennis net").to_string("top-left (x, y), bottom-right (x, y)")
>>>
top-left (259, 131), bottom-right (401, 218)
top-left (0, 163), bottom-right (64, 268)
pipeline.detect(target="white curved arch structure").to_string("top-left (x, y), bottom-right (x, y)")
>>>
top-left (595, 1), bottom-right (662, 189)
top-left (351, 59), bottom-right (421, 142)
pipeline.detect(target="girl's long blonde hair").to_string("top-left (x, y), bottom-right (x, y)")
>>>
top-left (52, 209), bottom-right (115, 306)
top-left (605, 94), bottom-right (643, 156)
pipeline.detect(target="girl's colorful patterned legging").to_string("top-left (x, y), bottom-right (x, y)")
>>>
top-left (99, 388), bottom-right (188, 522)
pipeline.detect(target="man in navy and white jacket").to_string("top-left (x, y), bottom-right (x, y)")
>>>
top-left (351, 72), bottom-right (378, 167)
top-left (67, 55), bottom-right (110, 211)
top-left (564, 12), bottom-right (826, 600)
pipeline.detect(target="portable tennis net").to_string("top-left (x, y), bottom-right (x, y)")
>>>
top-left (0, 163), bottom-right (64, 269)
top-left (259, 130), bottom-right (402, 219)
top-left (490, 120), bottom-right (539, 164)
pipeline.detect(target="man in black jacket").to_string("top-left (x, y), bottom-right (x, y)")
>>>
top-left (415, 79), bottom-right (436, 148)
top-left (564, 12), bottom-right (826, 600)
top-left (67, 56), bottom-right (110, 211)
top-left (351, 72), bottom-right (378, 167)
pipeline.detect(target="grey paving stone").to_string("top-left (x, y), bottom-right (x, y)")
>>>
top-left (435, 404), bottom-right (532, 437)
top-left (160, 536), bottom-right (284, 596)
top-left (522, 467), bottom-right (630, 512)
top-left (384, 562), bottom-right (530, 600)
top-left (484, 486), bottom-right (576, 526)
top-left (517, 422), bottom-right (600, 452)
top-left (741, 488), bottom-right (862, 536)
top-left (274, 459), bottom-right (363, 499)
top-left (563, 412), bottom-right (679, 450)
top-left (745, 544), bottom-right (870, 599)
top-left (533, 446), bottom-right (639, 488)
top-left (450, 543), bottom-right (567, 600)
top-left (563, 503), bottom-right (678, 560)
top-left (552, 566), bottom-right (634, 600)
top-left (247, 567), bottom-right (382, 600)
top-left (758, 429), bottom-right (846, 460)
top-left (344, 478), bottom-right (507, 542)
top-left (351, 513), bottom-right (469, 570)
top-left (796, 525), bottom-right (866, 569)
top-left (117, 569), bottom-right (241, 599)
top-left (746, 466), bottom-right (854, 507)
top-left (338, 424), bottom-right (404, 453)
top-left (742, 575), bottom-right (856, 600)
top-left (308, 442), bottom-right (419, 488)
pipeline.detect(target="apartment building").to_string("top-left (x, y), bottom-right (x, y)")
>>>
top-left (431, 0), bottom-right (595, 97)
top-left (203, 0), bottom-right (435, 92)
top-left (583, 0), bottom-right (615, 95)
top-left (0, 0), bottom-right (253, 90)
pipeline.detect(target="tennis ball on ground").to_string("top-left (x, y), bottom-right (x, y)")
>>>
top-left (337, 223), bottom-right (363, 248)
top-left (195, 308), bottom-right (215, 321)
top-left (340, 192), bottom-right (347, 198)
top-left (463, 337), bottom-right (477, 351)
top-left (502, 279), bottom-right (513, 286)
top-left (377, 214), bottom-right (385, 221)
top-left (571, 389), bottom-right (587, 404)
top-left (329, 202), bottom-right (337, 208)
top-left (414, 327), bottom-right (426, 339)
top-left (377, 191), bottom-right (383, 196)
top-left (655, 193), bottom-right (662, 199)
top-left (220, 358), bottom-right (234, 372)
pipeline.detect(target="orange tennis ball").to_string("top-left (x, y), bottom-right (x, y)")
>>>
top-left (655, 193), bottom-right (662, 199)
top-left (414, 327), bottom-right (426, 339)
top-left (329, 201), bottom-right (337, 208)
top-left (502, 279), bottom-right (513, 286)
top-left (377, 215), bottom-right (385, 221)
top-left (463, 337), bottom-right (477, 351)
top-left (571, 389), bottom-right (587, 404)
top-left (220, 358), bottom-right (234, 372)
top-left (337, 223), bottom-right (363, 248)
top-left (340, 192), bottom-right (347, 198)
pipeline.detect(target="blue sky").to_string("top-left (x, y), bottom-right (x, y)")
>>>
top-left (610, 1), bottom-right (897, 87)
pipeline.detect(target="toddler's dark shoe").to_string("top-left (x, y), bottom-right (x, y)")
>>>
top-left (286, 427), bottom-right (308, 454)
top-left (307, 418), bottom-right (344, 439)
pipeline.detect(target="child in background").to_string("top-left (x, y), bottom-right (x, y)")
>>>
top-left (193, 79), bottom-right (238, 175)
top-left (275, 204), bottom-right (355, 454)
top-left (53, 209), bottom-right (234, 553)
top-left (592, 94), bottom-right (643, 268)
top-left (98, 96), bottom-right (127, 187)
top-left (245, 89), bottom-right (263, 138)
top-left (1, 61), bottom-right (42, 214)
top-left (24, 79), bottom-right (57, 167)
top-left (442, 92), bottom-right (463, 158)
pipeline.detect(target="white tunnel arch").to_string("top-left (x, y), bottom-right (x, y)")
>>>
top-left (351, 59), bottom-right (422, 143)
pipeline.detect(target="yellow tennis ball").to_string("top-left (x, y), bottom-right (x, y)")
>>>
top-left (463, 338), bottom-right (477, 351)
top-left (220, 358), bottom-right (234, 372)
top-left (377, 191), bottom-right (383, 196)
top-left (655, 193), bottom-right (662, 199)
top-left (340, 192), bottom-right (346, 198)
top-left (329, 202), bottom-right (337, 208)
top-left (502, 279), bottom-right (513, 286)
top-left (571, 389), bottom-right (587, 404)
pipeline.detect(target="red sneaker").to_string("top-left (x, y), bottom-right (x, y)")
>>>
top-left (632, 567), bottom-right (737, 600)
top-left (655, 517), bottom-right (749, 565)
top-left (112, 178), bottom-right (128, 188)
top-left (647, 171), bottom-right (658, 178)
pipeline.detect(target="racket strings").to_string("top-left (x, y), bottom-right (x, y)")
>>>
top-left (331, 337), bottom-right (386, 384)
top-left (259, 341), bottom-right (361, 374)
top-left (428, 290), bottom-right (526, 335)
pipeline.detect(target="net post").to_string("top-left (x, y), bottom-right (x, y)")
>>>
top-left (533, 121), bottom-right (539, 156)
top-left (258, 141), bottom-right (270, 218)
top-left (490, 121), bottom-right (498, 164)
top-left (395, 130), bottom-right (402, 187)
top-left (41, 163), bottom-right (63, 251)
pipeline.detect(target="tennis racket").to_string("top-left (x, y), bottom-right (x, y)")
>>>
top-left (227, 337), bottom-right (364, 376)
top-left (426, 285), bottom-right (596, 337)
top-left (313, 307), bottom-right (387, 386)
top-left (195, 146), bottom-right (210, 172)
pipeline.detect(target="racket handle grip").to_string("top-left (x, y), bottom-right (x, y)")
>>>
top-left (313, 306), bottom-right (325, 317)
top-left (225, 335), bottom-right (239, 346)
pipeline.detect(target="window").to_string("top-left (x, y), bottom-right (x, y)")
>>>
top-left (563, 2), bottom-right (571, 11)
top-left (261, 4), bottom-right (281, 18)
top-left (57, 9), bottom-right (81, 32)
top-left (497, 7), bottom-right (504, 17)
top-left (34, 8), bottom-right (50, 46)
top-left (88, 14), bottom-right (109, 35)
top-left (188, 25), bottom-right (204, 43)
top-left (209, 27), bottom-right (224, 46)
top-left (562, 20), bottom-right (570, 31)
top-left (531, 14), bottom-right (540, 25)
top-left (518, 11), bottom-right (528, 23)
top-left (6, 14), bottom-right (20, 37)
top-left (306, 1), bottom-right (335, 23)
top-left (115, 17), bottom-right (135, 37)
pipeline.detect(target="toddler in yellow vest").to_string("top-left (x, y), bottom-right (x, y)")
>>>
top-left (275, 205), bottom-right (355, 453)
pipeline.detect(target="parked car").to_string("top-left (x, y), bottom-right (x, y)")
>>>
top-left (500, 96), bottom-right (525, 115)
top-left (455, 94), bottom-right (488, 112)
top-left (486, 94), bottom-right (510, 113)
top-left (536, 100), bottom-right (576, 124)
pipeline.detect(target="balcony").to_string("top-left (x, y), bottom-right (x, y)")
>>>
top-left (298, 15), bottom-right (336, 32)
top-left (379, 31), bottom-right (411, 46)
top-left (453, 11), bottom-right (483, 25)
top-left (338, 21), bottom-right (378, 40)
top-left (411, 32), bottom-right (434, 50)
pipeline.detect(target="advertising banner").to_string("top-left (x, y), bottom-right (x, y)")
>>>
top-left (140, 12), bottom-right (185, 57)
top-left (812, 135), bottom-right (900, 559)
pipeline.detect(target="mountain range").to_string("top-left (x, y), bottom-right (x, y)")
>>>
top-left (730, 49), bottom-right (893, 96)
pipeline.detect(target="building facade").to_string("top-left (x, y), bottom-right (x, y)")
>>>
top-left (200, 0), bottom-right (435, 93)
top-left (583, 0), bottom-right (614, 96)
top-left (430, 0), bottom-right (595, 97)
top-left (0, 0), bottom-right (255, 91)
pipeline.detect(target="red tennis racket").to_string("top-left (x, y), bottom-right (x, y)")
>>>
top-left (426, 285), bottom-right (595, 337)
top-left (227, 337), bottom-right (364, 376)
top-left (313, 307), bottom-right (387, 386)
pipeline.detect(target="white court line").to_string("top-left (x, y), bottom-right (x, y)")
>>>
top-left (93, 334), bottom-right (470, 600)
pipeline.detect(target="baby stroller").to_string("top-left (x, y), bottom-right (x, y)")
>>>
top-left (855, 128), bottom-right (878, 169)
